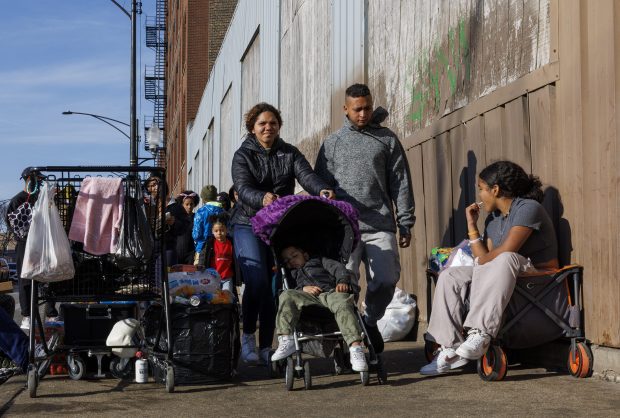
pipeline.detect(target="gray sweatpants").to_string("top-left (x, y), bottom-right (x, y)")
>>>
top-left (348, 231), bottom-right (401, 326)
top-left (427, 252), bottom-right (532, 348)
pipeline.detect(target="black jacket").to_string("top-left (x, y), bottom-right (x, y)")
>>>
top-left (291, 257), bottom-right (353, 293)
top-left (231, 135), bottom-right (329, 226)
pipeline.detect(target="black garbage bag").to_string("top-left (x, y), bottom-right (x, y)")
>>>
top-left (144, 303), bottom-right (240, 384)
top-left (114, 177), bottom-right (154, 270)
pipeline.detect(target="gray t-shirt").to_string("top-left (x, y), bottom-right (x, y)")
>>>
top-left (484, 197), bottom-right (558, 265)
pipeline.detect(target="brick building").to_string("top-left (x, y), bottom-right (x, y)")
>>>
top-left (165, 0), bottom-right (237, 196)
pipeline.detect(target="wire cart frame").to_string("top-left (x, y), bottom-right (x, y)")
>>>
top-left (24, 166), bottom-right (173, 397)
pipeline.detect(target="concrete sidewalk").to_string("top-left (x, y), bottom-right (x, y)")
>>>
top-left (1, 340), bottom-right (618, 417)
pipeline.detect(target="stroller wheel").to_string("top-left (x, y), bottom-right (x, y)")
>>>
top-left (303, 360), bottom-right (312, 390)
top-left (567, 341), bottom-right (593, 378)
top-left (27, 366), bottom-right (38, 398)
top-left (477, 345), bottom-right (508, 381)
top-left (333, 346), bottom-right (345, 375)
top-left (360, 370), bottom-right (370, 386)
top-left (285, 357), bottom-right (294, 391)
top-left (165, 364), bottom-right (175, 393)
top-left (109, 357), bottom-right (134, 380)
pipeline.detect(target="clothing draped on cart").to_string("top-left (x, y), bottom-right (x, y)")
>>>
top-left (0, 301), bottom-right (29, 372)
top-left (68, 177), bottom-right (125, 255)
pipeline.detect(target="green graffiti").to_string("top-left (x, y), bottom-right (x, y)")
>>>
top-left (408, 18), bottom-right (471, 124)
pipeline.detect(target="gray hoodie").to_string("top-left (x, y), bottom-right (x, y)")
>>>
top-left (315, 108), bottom-right (415, 235)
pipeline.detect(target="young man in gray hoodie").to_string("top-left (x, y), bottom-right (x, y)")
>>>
top-left (315, 83), bottom-right (415, 353)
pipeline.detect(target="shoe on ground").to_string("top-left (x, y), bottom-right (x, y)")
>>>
top-left (271, 335), bottom-right (296, 362)
top-left (240, 333), bottom-right (259, 363)
top-left (20, 316), bottom-right (30, 331)
top-left (259, 347), bottom-right (271, 366)
top-left (455, 328), bottom-right (491, 360)
top-left (45, 315), bottom-right (64, 325)
top-left (349, 346), bottom-right (368, 372)
top-left (362, 316), bottom-right (384, 354)
top-left (35, 333), bottom-right (60, 379)
top-left (419, 347), bottom-right (470, 376)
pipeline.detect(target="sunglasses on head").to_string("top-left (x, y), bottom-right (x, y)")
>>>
top-left (179, 192), bottom-right (197, 198)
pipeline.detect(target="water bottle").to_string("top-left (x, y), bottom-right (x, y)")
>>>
top-left (135, 351), bottom-right (148, 383)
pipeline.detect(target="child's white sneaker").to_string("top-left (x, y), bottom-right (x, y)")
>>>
top-left (349, 346), bottom-right (368, 372)
top-left (241, 333), bottom-right (259, 363)
top-left (271, 335), bottom-right (296, 361)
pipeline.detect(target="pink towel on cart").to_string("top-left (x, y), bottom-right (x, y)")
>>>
top-left (68, 177), bottom-right (124, 255)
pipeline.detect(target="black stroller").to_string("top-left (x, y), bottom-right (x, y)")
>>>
top-left (252, 195), bottom-right (388, 389)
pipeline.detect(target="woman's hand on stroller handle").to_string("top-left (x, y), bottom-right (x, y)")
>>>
top-left (320, 189), bottom-right (335, 199)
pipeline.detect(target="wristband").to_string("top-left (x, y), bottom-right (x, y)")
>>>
top-left (467, 230), bottom-right (480, 237)
top-left (468, 237), bottom-right (482, 245)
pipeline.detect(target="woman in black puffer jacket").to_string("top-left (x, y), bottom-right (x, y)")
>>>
top-left (232, 102), bottom-right (334, 365)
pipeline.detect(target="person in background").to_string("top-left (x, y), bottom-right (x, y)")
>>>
top-left (192, 185), bottom-right (224, 265)
top-left (167, 191), bottom-right (199, 265)
top-left (216, 192), bottom-right (231, 211)
top-left (5, 168), bottom-right (59, 330)
top-left (420, 161), bottom-right (558, 375)
top-left (231, 102), bottom-right (334, 365)
top-left (197, 212), bottom-right (235, 294)
top-left (315, 83), bottom-right (415, 354)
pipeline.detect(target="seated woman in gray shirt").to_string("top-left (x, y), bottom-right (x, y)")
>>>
top-left (420, 160), bottom-right (558, 376)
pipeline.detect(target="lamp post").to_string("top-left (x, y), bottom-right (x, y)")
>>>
top-left (110, 0), bottom-right (140, 166)
top-left (62, 111), bottom-right (130, 140)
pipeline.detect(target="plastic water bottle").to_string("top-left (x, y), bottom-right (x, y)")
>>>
top-left (135, 351), bottom-right (148, 383)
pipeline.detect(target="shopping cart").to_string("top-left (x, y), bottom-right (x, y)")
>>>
top-left (24, 166), bottom-right (174, 397)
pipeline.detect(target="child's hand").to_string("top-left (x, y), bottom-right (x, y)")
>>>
top-left (336, 283), bottom-right (349, 293)
top-left (302, 286), bottom-right (322, 296)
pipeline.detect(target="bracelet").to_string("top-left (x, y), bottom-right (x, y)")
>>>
top-left (468, 237), bottom-right (482, 245)
top-left (467, 230), bottom-right (480, 237)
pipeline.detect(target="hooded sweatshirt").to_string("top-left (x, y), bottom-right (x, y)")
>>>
top-left (315, 108), bottom-right (415, 235)
top-left (231, 135), bottom-right (330, 226)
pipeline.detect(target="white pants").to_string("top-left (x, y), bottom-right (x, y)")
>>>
top-left (427, 252), bottom-right (532, 347)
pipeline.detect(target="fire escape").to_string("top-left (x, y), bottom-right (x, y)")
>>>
top-left (144, 0), bottom-right (167, 166)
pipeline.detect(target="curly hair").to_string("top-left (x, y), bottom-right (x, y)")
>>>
top-left (244, 102), bottom-right (282, 134)
top-left (479, 161), bottom-right (544, 202)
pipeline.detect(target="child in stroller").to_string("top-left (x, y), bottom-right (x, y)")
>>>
top-left (271, 245), bottom-right (368, 372)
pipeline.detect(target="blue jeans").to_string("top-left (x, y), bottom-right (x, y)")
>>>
top-left (233, 224), bottom-right (276, 349)
top-left (0, 299), bottom-right (29, 372)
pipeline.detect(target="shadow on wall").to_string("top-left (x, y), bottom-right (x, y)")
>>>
top-left (442, 150), bottom-right (478, 247)
top-left (542, 186), bottom-right (573, 267)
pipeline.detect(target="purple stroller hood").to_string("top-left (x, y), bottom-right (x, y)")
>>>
top-left (251, 195), bottom-right (360, 262)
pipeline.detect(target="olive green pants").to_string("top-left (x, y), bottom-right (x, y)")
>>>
top-left (275, 289), bottom-right (363, 346)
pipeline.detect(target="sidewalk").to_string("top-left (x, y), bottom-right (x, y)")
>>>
top-left (2, 340), bottom-right (618, 417)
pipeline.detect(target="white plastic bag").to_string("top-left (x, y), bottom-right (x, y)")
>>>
top-left (107, 318), bottom-right (141, 358)
top-left (376, 287), bottom-right (417, 342)
top-left (21, 182), bottom-right (75, 282)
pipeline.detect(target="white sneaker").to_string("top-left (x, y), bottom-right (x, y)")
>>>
top-left (241, 333), bottom-right (259, 363)
top-left (349, 346), bottom-right (368, 372)
top-left (271, 335), bottom-right (296, 362)
top-left (20, 317), bottom-right (30, 330)
top-left (456, 329), bottom-right (491, 360)
top-left (419, 347), bottom-right (469, 376)
top-left (259, 347), bottom-right (271, 365)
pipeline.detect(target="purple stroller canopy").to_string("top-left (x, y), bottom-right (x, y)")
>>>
top-left (251, 195), bottom-right (360, 263)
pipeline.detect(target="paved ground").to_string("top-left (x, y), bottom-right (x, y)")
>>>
top-left (1, 339), bottom-right (619, 417)
top-left (1, 290), bottom-right (619, 417)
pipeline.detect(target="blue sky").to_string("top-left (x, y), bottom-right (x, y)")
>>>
top-left (0, 0), bottom-right (156, 200)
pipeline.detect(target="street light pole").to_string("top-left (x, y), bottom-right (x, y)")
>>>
top-left (62, 111), bottom-right (130, 139)
top-left (110, 0), bottom-right (140, 167)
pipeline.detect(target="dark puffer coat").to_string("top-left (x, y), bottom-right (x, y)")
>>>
top-left (290, 257), bottom-right (353, 293)
top-left (231, 135), bottom-right (329, 226)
